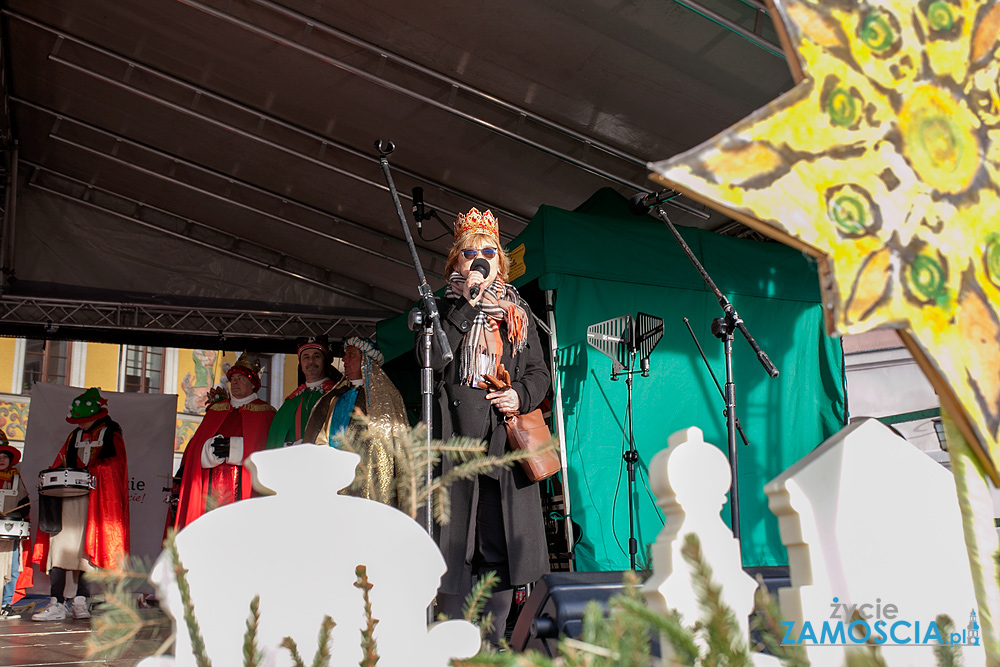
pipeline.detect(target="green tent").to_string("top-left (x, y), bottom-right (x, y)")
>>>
top-left (378, 188), bottom-right (847, 571)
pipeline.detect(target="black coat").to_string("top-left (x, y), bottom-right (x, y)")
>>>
top-left (430, 296), bottom-right (551, 594)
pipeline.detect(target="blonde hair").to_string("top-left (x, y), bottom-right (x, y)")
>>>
top-left (446, 232), bottom-right (511, 282)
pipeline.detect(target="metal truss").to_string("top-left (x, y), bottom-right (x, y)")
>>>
top-left (0, 295), bottom-right (381, 342)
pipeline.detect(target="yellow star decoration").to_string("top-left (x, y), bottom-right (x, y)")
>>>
top-left (649, 0), bottom-right (1000, 482)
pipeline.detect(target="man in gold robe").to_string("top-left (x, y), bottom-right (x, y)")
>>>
top-left (304, 337), bottom-right (408, 507)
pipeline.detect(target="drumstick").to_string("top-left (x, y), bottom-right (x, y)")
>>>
top-left (0, 501), bottom-right (30, 516)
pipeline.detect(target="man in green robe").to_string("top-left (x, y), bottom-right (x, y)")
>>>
top-left (266, 336), bottom-right (343, 449)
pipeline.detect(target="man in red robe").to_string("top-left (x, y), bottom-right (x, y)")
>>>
top-left (174, 354), bottom-right (275, 531)
top-left (31, 388), bottom-right (130, 622)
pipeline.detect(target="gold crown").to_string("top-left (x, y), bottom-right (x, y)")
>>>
top-left (228, 352), bottom-right (262, 379)
top-left (455, 207), bottom-right (499, 243)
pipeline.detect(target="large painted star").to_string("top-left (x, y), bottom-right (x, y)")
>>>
top-left (649, 0), bottom-right (1000, 482)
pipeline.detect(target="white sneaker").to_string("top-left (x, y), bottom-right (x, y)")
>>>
top-left (71, 595), bottom-right (90, 619)
top-left (31, 597), bottom-right (67, 621)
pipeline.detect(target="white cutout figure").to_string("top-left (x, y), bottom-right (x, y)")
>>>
top-left (140, 445), bottom-right (480, 667)
top-left (765, 418), bottom-right (984, 667)
top-left (642, 427), bottom-right (769, 662)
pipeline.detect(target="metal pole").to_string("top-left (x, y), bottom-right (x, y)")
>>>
top-left (544, 289), bottom-right (574, 569)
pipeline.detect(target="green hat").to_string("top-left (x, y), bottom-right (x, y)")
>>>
top-left (67, 387), bottom-right (109, 424)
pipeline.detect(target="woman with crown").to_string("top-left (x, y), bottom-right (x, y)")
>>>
top-left (174, 353), bottom-right (276, 531)
top-left (430, 207), bottom-right (551, 645)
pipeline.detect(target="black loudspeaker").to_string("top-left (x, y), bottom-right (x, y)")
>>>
top-left (510, 571), bottom-right (626, 655)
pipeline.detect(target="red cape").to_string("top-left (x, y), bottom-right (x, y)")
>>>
top-left (32, 418), bottom-right (130, 572)
top-left (174, 398), bottom-right (274, 531)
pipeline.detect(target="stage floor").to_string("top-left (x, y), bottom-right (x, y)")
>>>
top-left (0, 598), bottom-right (168, 667)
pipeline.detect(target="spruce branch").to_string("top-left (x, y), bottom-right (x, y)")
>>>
top-left (749, 574), bottom-right (809, 667)
top-left (280, 637), bottom-right (306, 667)
top-left (933, 615), bottom-right (960, 667)
top-left (165, 530), bottom-right (213, 667)
top-left (463, 571), bottom-right (500, 624)
top-left (681, 533), bottom-right (752, 667)
top-left (309, 615), bottom-right (336, 667)
top-left (844, 646), bottom-right (888, 667)
top-left (243, 595), bottom-right (264, 667)
top-left (615, 596), bottom-right (699, 665)
top-left (354, 565), bottom-right (380, 667)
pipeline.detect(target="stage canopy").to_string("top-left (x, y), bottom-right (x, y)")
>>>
top-left (379, 187), bottom-right (847, 570)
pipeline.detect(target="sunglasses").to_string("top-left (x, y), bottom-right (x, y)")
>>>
top-left (461, 248), bottom-right (498, 260)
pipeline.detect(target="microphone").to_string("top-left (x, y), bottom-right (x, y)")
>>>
top-left (412, 186), bottom-right (425, 229)
top-left (468, 258), bottom-right (490, 300)
top-left (628, 189), bottom-right (677, 215)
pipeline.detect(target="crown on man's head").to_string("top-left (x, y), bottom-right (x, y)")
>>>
top-left (455, 207), bottom-right (499, 244)
top-left (227, 352), bottom-right (263, 391)
top-left (230, 352), bottom-right (262, 377)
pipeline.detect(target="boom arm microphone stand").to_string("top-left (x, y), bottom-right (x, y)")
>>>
top-left (375, 141), bottom-right (453, 543)
top-left (642, 202), bottom-right (778, 541)
top-left (683, 317), bottom-right (751, 448)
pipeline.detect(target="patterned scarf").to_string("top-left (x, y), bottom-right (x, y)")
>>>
top-left (446, 272), bottom-right (529, 386)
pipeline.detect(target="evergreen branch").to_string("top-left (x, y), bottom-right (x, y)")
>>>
top-left (844, 646), bottom-right (888, 667)
top-left (681, 533), bottom-right (752, 667)
top-left (166, 530), bottom-right (213, 667)
top-left (614, 596), bottom-right (699, 666)
top-left (84, 555), bottom-right (173, 660)
top-left (354, 565), bottom-right (380, 667)
top-left (606, 570), bottom-right (653, 667)
top-left (310, 615), bottom-right (337, 667)
top-left (243, 595), bottom-right (263, 667)
top-left (280, 637), bottom-right (307, 667)
top-left (933, 615), bottom-right (960, 667)
top-left (463, 571), bottom-right (500, 624)
top-left (749, 575), bottom-right (809, 667)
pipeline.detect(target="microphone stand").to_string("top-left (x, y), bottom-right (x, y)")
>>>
top-left (609, 317), bottom-right (644, 570)
top-left (619, 327), bottom-right (640, 570)
top-left (649, 205), bottom-right (778, 541)
top-left (682, 317), bottom-right (750, 448)
top-left (374, 141), bottom-right (452, 547)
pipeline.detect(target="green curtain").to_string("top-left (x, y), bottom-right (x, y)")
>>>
top-left (377, 188), bottom-right (847, 570)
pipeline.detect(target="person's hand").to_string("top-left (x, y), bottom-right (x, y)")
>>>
top-left (463, 270), bottom-right (487, 306)
top-left (487, 387), bottom-right (521, 414)
top-left (211, 436), bottom-right (231, 460)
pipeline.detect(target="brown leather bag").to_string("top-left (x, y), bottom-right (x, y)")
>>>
top-left (480, 365), bottom-right (561, 482)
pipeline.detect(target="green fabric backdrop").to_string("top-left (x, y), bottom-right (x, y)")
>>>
top-left (377, 188), bottom-right (847, 570)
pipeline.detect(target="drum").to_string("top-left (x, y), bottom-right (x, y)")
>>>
top-left (38, 467), bottom-right (94, 497)
top-left (0, 519), bottom-right (29, 540)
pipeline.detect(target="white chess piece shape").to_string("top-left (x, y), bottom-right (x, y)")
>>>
top-left (140, 445), bottom-right (480, 667)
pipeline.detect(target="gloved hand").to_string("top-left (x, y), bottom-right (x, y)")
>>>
top-left (211, 435), bottom-right (231, 460)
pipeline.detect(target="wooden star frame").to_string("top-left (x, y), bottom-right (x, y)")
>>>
top-left (649, 0), bottom-right (1000, 483)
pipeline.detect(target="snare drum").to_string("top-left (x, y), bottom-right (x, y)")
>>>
top-left (38, 467), bottom-right (94, 497)
top-left (0, 519), bottom-right (29, 540)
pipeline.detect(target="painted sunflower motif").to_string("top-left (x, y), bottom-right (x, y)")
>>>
top-left (649, 0), bottom-right (1000, 481)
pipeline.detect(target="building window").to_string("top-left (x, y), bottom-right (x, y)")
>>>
top-left (22, 339), bottom-right (71, 393)
top-left (123, 346), bottom-right (164, 393)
